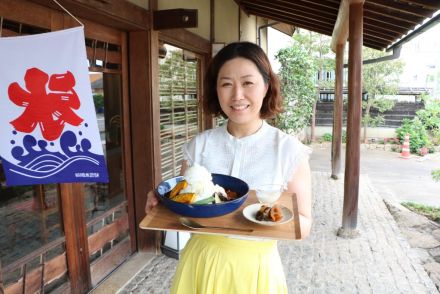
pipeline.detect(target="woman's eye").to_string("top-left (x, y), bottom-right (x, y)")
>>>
top-left (221, 82), bottom-right (232, 87)
top-left (243, 81), bottom-right (254, 86)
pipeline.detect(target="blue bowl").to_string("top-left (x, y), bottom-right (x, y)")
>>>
top-left (156, 173), bottom-right (249, 218)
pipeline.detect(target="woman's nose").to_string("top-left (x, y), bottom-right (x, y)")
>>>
top-left (232, 85), bottom-right (244, 100)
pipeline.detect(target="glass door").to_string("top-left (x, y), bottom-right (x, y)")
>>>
top-left (83, 35), bottom-right (132, 286)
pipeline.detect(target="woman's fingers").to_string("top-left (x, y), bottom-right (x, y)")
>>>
top-left (145, 190), bottom-right (159, 214)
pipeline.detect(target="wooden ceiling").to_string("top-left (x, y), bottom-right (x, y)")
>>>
top-left (235, 0), bottom-right (440, 50)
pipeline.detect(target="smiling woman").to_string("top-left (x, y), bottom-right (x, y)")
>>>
top-left (145, 41), bottom-right (313, 294)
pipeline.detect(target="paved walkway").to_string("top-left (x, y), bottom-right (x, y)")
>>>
top-left (118, 172), bottom-right (438, 293)
top-left (310, 143), bottom-right (440, 207)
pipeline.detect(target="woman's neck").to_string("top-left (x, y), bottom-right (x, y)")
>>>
top-left (227, 119), bottom-right (264, 139)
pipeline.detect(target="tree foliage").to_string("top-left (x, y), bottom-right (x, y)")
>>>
top-left (416, 94), bottom-right (440, 145)
top-left (275, 44), bottom-right (316, 134)
top-left (275, 30), bottom-right (333, 135)
top-left (362, 48), bottom-right (404, 141)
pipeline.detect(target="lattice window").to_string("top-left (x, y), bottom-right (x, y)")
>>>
top-left (0, 17), bottom-right (49, 37)
top-left (159, 44), bottom-right (200, 179)
top-left (85, 38), bottom-right (122, 73)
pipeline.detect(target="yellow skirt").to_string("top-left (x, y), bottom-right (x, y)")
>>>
top-left (170, 235), bottom-right (287, 294)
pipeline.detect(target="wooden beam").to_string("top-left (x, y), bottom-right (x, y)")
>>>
top-left (153, 9), bottom-right (197, 30)
top-left (159, 29), bottom-right (211, 55)
top-left (246, 8), bottom-right (333, 36)
top-left (27, 0), bottom-right (149, 30)
top-left (247, 6), bottom-right (335, 28)
top-left (340, 1), bottom-right (363, 236)
top-left (367, 0), bottom-right (434, 18)
top-left (331, 0), bottom-right (364, 52)
top-left (242, 0), bottom-right (337, 22)
top-left (331, 43), bottom-right (345, 180)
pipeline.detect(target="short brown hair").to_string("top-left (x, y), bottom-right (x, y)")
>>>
top-left (203, 42), bottom-right (283, 119)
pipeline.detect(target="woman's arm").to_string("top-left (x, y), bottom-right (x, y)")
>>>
top-left (286, 158), bottom-right (312, 239)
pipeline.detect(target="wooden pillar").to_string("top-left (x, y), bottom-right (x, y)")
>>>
top-left (331, 43), bottom-right (345, 179)
top-left (60, 183), bottom-right (91, 293)
top-left (339, 1), bottom-right (363, 237)
top-left (129, 29), bottom-right (162, 252)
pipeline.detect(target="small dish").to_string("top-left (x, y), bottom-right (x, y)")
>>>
top-left (242, 203), bottom-right (293, 226)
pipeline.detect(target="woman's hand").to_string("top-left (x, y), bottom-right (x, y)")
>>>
top-left (145, 190), bottom-right (159, 214)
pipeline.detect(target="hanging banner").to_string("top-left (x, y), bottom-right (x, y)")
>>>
top-left (0, 27), bottom-right (109, 186)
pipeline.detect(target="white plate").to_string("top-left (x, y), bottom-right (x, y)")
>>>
top-left (242, 203), bottom-right (293, 226)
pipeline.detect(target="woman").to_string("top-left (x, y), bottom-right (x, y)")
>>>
top-left (146, 41), bottom-right (312, 293)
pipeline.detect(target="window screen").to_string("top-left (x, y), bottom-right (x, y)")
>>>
top-left (159, 44), bottom-right (199, 179)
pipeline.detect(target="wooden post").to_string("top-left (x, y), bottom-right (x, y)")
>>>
top-left (338, 1), bottom-right (363, 237)
top-left (331, 43), bottom-right (345, 179)
top-left (60, 183), bottom-right (92, 293)
top-left (129, 29), bottom-right (163, 252)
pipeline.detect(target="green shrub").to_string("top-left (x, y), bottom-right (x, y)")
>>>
top-left (322, 133), bottom-right (332, 142)
top-left (433, 169), bottom-right (440, 182)
top-left (396, 118), bottom-right (430, 153)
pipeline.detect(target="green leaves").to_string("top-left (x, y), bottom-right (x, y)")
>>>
top-left (274, 31), bottom-right (331, 134)
top-left (396, 118), bottom-right (430, 153)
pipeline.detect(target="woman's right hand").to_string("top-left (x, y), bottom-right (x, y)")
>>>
top-left (145, 190), bottom-right (159, 214)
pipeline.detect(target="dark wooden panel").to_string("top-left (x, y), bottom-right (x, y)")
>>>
top-left (88, 214), bottom-right (129, 255)
top-left (0, 0), bottom-right (53, 29)
top-left (90, 237), bottom-right (131, 286)
top-left (44, 253), bottom-right (68, 284)
top-left (28, 0), bottom-right (149, 30)
top-left (153, 9), bottom-right (198, 30)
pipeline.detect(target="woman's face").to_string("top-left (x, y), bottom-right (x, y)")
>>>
top-left (216, 57), bottom-right (268, 127)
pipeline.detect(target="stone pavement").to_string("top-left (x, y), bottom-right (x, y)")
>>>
top-left (118, 172), bottom-right (438, 293)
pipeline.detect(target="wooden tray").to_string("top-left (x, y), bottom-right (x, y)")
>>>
top-left (139, 191), bottom-right (301, 240)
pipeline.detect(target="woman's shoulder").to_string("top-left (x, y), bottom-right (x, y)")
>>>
top-left (264, 123), bottom-right (312, 153)
top-left (186, 125), bottom-right (226, 145)
top-left (265, 123), bottom-right (300, 142)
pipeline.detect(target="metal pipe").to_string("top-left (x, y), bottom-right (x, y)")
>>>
top-left (344, 45), bottom-right (401, 68)
top-left (257, 22), bottom-right (279, 47)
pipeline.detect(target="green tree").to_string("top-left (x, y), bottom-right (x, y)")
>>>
top-left (288, 31), bottom-right (334, 141)
top-left (416, 94), bottom-right (440, 145)
top-left (362, 48), bottom-right (404, 143)
top-left (275, 41), bottom-right (316, 135)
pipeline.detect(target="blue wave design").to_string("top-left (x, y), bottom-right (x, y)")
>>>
top-left (2, 129), bottom-right (109, 186)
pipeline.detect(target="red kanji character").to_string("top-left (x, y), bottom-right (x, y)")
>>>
top-left (8, 67), bottom-right (83, 141)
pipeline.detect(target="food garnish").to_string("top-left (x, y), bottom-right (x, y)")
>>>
top-left (256, 204), bottom-right (283, 222)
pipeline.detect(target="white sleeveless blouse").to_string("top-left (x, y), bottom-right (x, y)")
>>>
top-left (182, 120), bottom-right (311, 189)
